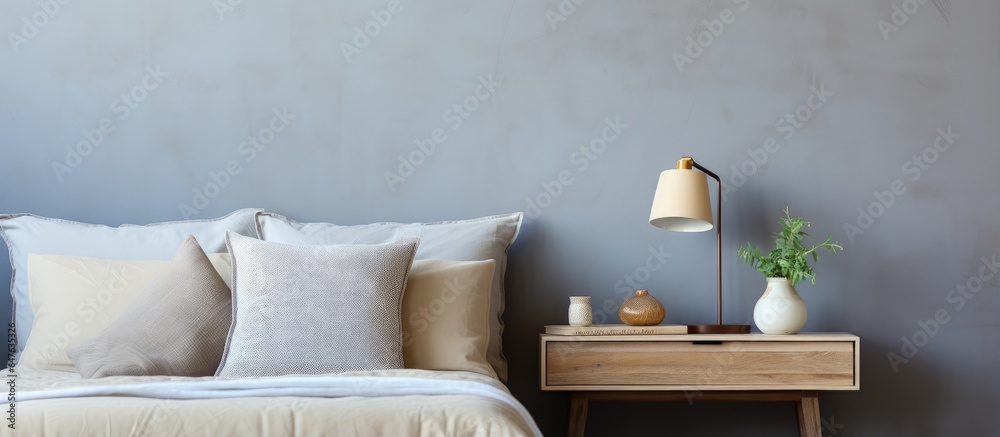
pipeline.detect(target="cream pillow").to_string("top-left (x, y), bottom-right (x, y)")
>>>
top-left (19, 253), bottom-right (232, 372)
top-left (403, 259), bottom-right (496, 379)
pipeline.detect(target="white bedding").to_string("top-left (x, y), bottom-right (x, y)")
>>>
top-left (4, 368), bottom-right (541, 436)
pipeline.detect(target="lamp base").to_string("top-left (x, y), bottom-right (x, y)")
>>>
top-left (688, 324), bottom-right (751, 334)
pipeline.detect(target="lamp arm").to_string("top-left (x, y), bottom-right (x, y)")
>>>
top-left (690, 160), bottom-right (723, 326)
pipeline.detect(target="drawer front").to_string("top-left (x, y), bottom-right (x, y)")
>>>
top-left (545, 341), bottom-right (855, 388)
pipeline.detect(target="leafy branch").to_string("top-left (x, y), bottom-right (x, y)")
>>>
top-left (737, 207), bottom-right (843, 286)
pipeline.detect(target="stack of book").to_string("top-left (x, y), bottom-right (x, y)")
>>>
top-left (544, 324), bottom-right (688, 335)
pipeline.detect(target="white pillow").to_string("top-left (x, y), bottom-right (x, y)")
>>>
top-left (19, 253), bottom-right (232, 372)
top-left (255, 212), bottom-right (522, 382)
top-left (216, 233), bottom-right (418, 378)
top-left (0, 208), bottom-right (259, 356)
top-left (403, 259), bottom-right (496, 379)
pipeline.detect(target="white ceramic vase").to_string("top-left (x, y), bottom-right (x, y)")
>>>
top-left (568, 296), bottom-right (593, 327)
top-left (753, 278), bottom-right (807, 334)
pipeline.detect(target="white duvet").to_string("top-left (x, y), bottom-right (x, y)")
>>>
top-left (4, 368), bottom-right (541, 436)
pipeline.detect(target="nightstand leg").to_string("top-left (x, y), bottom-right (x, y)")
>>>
top-left (569, 392), bottom-right (590, 437)
top-left (796, 391), bottom-right (821, 437)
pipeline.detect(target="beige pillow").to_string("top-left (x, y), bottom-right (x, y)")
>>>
top-left (68, 236), bottom-right (233, 378)
top-left (19, 252), bottom-right (232, 372)
top-left (403, 259), bottom-right (496, 379)
top-left (216, 233), bottom-right (418, 378)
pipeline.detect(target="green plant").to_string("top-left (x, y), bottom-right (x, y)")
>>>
top-left (737, 207), bottom-right (843, 286)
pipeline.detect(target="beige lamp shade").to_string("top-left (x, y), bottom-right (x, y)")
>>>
top-left (649, 168), bottom-right (714, 232)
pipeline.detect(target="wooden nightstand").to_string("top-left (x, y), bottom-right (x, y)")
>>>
top-left (540, 332), bottom-right (860, 437)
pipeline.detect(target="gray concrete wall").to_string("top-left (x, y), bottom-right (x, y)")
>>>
top-left (2, 0), bottom-right (998, 435)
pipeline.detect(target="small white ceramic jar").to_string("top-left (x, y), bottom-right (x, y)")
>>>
top-left (568, 296), bottom-right (593, 327)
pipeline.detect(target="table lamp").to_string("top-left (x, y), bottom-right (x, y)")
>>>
top-left (649, 156), bottom-right (751, 334)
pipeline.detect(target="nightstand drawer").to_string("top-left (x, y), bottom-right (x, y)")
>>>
top-left (545, 340), bottom-right (855, 389)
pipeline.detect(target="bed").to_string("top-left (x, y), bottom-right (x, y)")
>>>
top-left (4, 368), bottom-right (539, 436)
top-left (0, 209), bottom-right (538, 436)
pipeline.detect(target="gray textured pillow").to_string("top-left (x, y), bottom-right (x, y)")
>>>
top-left (216, 233), bottom-right (418, 378)
top-left (67, 235), bottom-right (233, 378)
top-left (254, 212), bottom-right (522, 382)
